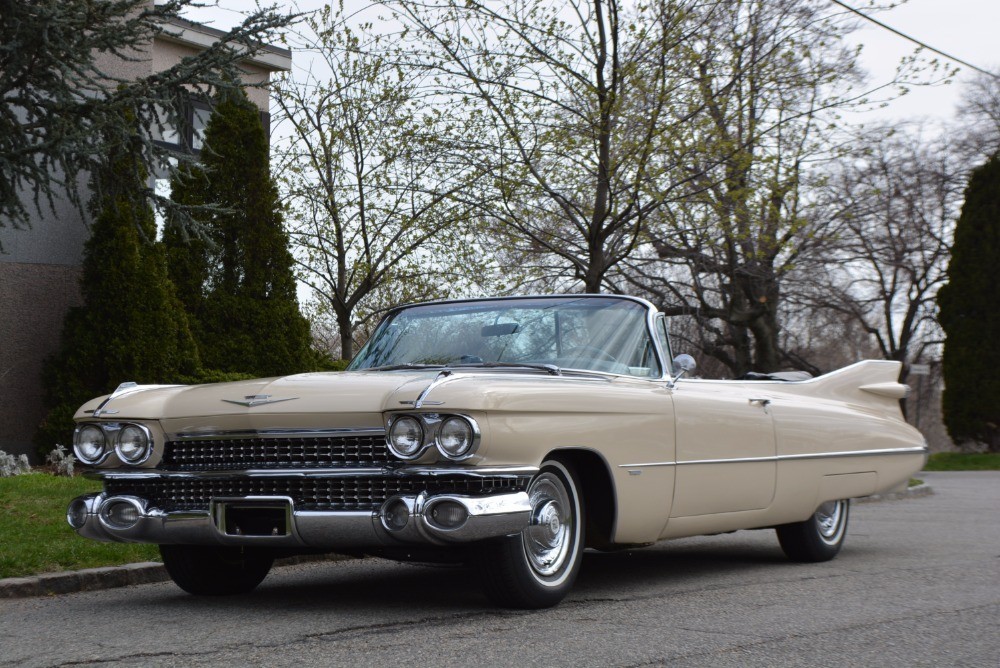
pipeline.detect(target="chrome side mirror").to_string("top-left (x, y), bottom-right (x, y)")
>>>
top-left (668, 354), bottom-right (696, 389)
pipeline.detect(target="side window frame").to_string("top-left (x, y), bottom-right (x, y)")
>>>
top-left (654, 314), bottom-right (674, 376)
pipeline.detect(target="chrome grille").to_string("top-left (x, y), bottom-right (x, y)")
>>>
top-left (161, 433), bottom-right (390, 470)
top-left (104, 474), bottom-right (529, 512)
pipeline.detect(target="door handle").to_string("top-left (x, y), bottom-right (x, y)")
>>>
top-left (749, 398), bottom-right (771, 411)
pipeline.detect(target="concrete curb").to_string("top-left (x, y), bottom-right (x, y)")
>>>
top-left (2, 485), bottom-right (935, 601)
top-left (0, 554), bottom-right (352, 600)
top-left (0, 562), bottom-right (169, 599)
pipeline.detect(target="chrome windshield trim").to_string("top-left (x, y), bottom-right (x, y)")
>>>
top-left (168, 428), bottom-right (386, 441)
top-left (350, 294), bottom-right (667, 382)
top-left (618, 445), bottom-right (929, 468)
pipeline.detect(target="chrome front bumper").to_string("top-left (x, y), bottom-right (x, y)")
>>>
top-left (68, 490), bottom-right (532, 549)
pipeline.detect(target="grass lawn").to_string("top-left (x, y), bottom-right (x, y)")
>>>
top-left (924, 452), bottom-right (1000, 471)
top-left (0, 473), bottom-right (158, 579)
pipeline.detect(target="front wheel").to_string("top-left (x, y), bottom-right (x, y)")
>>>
top-left (474, 460), bottom-right (585, 609)
top-left (776, 499), bottom-right (849, 562)
top-left (159, 545), bottom-right (274, 595)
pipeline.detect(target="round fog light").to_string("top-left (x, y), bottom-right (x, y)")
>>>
top-left (67, 499), bottom-right (89, 529)
top-left (428, 501), bottom-right (468, 529)
top-left (100, 500), bottom-right (141, 530)
top-left (381, 499), bottom-right (410, 532)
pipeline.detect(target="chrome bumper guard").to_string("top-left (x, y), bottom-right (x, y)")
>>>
top-left (68, 489), bottom-right (532, 549)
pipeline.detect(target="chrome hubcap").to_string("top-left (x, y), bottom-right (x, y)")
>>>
top-left (816, 500), bottom-right (846, 543)
top-left (523, 473), bottom-right (573, 577)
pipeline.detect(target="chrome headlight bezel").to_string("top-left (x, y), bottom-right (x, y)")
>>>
top-left (73, 424), bottom-right (110, 465)
top-left (115, 423), bottom-right (153, 465)
top-left (386, 413), bottom-right (482, 462)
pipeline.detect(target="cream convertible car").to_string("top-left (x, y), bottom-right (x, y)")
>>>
top-left (68, 295), bottom-right (926, 608)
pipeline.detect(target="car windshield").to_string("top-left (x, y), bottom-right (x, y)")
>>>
top-left (349, 297), bottom-right (662, 378)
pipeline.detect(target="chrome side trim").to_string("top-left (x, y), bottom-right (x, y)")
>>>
top-left (777, 446), bottom-right (928, 462)
top-left (169, 428), bottom-right (386, 441)
top-left (617, 445), bottom-right (929, 469)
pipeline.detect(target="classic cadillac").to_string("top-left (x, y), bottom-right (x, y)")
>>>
top-left (67, 295), bottom-right (926, 608)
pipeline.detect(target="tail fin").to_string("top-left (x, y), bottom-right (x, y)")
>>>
top-left (799, 360), bottom-right (908, 420)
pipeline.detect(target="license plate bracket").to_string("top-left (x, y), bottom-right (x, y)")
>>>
top-left (218, 501), bottom-right (290, 537)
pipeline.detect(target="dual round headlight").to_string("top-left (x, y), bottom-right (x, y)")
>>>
top-left (116, 424), bottom-right (152, 465)
top-left (388, 416), bottom-right (424, 458)
top-left (387, 414), bottom-right (479, 461)
top-left (437, 417), bottom-right (475, 458)
top-left (73, 423), bottom-right (153, 466)
top-left (74, 425), bottom-right (108, 465)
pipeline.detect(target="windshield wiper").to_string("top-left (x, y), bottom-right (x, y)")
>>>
top-left (451, 362), bottom-right (561, 376)
top-left (367, 363), bottom-right (446, 372)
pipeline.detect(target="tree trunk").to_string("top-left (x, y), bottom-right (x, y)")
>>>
top-left (337, 310), bottom-right (354, 361)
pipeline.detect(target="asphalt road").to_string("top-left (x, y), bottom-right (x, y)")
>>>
top-left (2, 472), bottom-right (998, 668)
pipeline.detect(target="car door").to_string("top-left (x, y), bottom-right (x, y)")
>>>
top-left (668, 380), bottom-right (777, 517)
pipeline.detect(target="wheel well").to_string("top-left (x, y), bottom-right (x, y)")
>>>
top-left (546, 449), bottom-right (616, 550)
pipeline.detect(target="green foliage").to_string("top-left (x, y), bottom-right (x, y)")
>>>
top-left (923, 452), bottom-right (1000, 471)
top-left (0, 474), bottom-right (158, 578)
top-left (276, 10), bottom-right (499, 361)
top-left (938, 154), bottom-right (1000, 452)
top-left (166, 89), bottom-right (315, 377)
top-left (175, 369), bottom-right (259, 385)
top-left (1, 0), bottom-right (295, 243)
top-left (36, 139), bottom-right (199, 456)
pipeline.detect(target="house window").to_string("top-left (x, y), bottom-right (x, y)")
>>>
top-left (152, 98), bottom-right (272, 154)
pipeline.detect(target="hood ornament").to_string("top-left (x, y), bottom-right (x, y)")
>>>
top-left (222, 394), bottom-right (298, 408)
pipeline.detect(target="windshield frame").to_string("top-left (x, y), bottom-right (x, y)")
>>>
top-left (347, 294), bottom-right (673, 381)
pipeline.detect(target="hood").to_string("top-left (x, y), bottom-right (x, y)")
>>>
top-left (75, 371), bottom-right (440, 421)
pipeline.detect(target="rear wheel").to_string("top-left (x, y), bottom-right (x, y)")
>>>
top-left (776, 499), bottom-right (849, 562)
top-left (159, 545), bottom-right (274, 595)
top-left (475, 460), bottom-right (584, 609)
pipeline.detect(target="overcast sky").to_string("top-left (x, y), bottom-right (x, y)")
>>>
top-left (177, 0), bottom-right (998, 305)
top-left (183, 0), bottom-right (1000, 128)
top-left (844, 0), bottom-right (1000, 123)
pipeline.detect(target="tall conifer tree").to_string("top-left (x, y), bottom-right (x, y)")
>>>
top-left (37, 134), bottom-right (199, 453)
top-left (166, 89), bottom-right (313, 377)
top-left (938, 154), bottom-right (1000, 452)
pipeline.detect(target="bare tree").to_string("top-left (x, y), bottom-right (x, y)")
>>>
top-left (274, 10), bottom-right (498, 359)
top-left (383, 0), bottom-right (709, 292)
top-left (805, 127), bottom-right (959, 391)
top-left (622, 0), bottom-right (933, 376)
top-left (954, 66), bottom-right (1000, 160)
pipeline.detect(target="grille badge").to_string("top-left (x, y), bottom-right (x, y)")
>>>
top-left (222, 394), bottom-right (298, 408)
